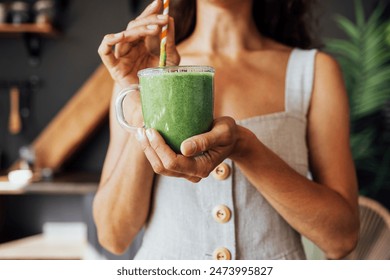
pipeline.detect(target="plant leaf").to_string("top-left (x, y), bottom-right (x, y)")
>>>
top-left (354, 0), bottom-right (366, 28)
top-left (365, 1), bottom-right (385, 29)
top-left (385, 22), bottom-right (390, 46)
top-left (334, 15), bottom-right (360, 41)
top-left (364, 48), bottom-right (390, 72)
top-left (326, 39), bottom-right (360, 62)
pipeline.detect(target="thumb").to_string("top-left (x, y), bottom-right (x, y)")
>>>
top-left (181, 132), bottom-right (217, 157)
top-left (181, 117), bottom-right (237, 156)
top-left (165, 17), bottom-right (180, 66)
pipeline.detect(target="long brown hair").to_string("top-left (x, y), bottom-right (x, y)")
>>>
top-left (169, 0), bottom-right (318, 49)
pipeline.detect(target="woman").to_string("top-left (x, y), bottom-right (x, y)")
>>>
top-left (94, 0), bottom-right (359, 260)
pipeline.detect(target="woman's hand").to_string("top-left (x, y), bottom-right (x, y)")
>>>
top-left (98, 0), bottom-right (180, 88)
top-left (136, 117), bottom-right (248, 182)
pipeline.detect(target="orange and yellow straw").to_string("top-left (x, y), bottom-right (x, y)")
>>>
top-left (159, 0), bottom-right (170, 67)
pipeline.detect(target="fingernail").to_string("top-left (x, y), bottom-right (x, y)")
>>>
top-left (146, 129), bottom-right (154, 141)
top-left (182, 141), bottom-right (197, 155)
top-left (146, 24), bottom-right (158, 30)
top-left (157, 14), bottom-right (168, 20)
top-left (114, 32), bottom-right (122, 38)
top-left (136, 128), bottom-right (144, 141)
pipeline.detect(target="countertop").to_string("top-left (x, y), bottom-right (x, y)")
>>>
top-left (0, 172), bottom-right (99, 195)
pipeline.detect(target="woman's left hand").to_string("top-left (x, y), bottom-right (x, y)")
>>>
top-left (136, 117), bottom-right (242, 182)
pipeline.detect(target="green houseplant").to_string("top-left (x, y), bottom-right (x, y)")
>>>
top-left (326, 0), bottom-right (390, 207)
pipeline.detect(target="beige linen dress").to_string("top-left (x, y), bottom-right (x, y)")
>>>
top-left (134, 48), bottom-right (318, 260)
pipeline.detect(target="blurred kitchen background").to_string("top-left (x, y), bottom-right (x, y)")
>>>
top-left (0, 0), bottom-right (389, 260)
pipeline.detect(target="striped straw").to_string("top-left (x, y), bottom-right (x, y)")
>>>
top-left (159, 0), bottom-right (170, 67)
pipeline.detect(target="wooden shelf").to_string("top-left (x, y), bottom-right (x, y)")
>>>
top-left (0, 23), bottom-right (59, 65)
top-left (0, 23), bottom-right (57, 36)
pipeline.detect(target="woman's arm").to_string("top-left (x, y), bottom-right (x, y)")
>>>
top-left (93, 84), bottom-right (154, 255)
top-left (231, 52), bottom-right (359, 259)
top-left (94, 0), bottom-right (179, 254)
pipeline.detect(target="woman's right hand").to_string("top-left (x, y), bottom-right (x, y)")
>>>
top-left (98, 0), bottom-right (180, 88)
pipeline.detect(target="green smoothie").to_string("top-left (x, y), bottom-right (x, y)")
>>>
top-left (139, 67), bottom-right (214, 153)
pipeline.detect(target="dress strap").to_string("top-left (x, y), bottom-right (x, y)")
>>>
top-left (285, 49), bottom-right (317, 117)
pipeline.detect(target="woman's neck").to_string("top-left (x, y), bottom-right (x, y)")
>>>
top-left (184, 0), bottom-right (263, 57)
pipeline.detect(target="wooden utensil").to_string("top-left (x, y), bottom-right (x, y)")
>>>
top-left (8, 86), bottom-right (22, 134)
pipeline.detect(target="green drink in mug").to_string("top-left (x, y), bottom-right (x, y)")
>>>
top-left (115, 66), bottom-right (214, 153)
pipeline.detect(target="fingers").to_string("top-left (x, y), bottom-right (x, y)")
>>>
top-left (98, 1), bottom-right (169, 68)
top-left (98, 33), bottom-right (124, 68)
top-left (136, 128), bottom-right (202, 183)
top-left (98, 28), bottom-right (151, 69)
top-left (113, 24), bottom-right (160, 58)
top-left (115, 14), bottom-right (169, 58)
top-left (145, 129), bottom-right (215, 179)
top-left (98, 24), bottom-right (161, 69)
top-left (135, 118), bottom-right (239, 182)
top-left (127, 14), bottom-right (168, 31)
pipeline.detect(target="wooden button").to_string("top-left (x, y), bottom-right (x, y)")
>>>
top-left (212, 205), bottom-right (231, 224)
top-left (213, 247), bottom-right (232, 260)
top-left (212, 163), bottom-right (231, 180)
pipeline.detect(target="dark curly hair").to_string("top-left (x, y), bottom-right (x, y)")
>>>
top-left (170, 0), bottom-right (319, 49)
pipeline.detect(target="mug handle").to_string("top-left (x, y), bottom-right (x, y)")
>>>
top-left (115, 85), bottom-right (142, 132)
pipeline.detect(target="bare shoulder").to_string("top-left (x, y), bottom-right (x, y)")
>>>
top-left (314, 51), bottom-right (345, 86)
top-left (308, 51), bottom-right (350, 147)
top-left (311, 51), bottom-right (348, 109)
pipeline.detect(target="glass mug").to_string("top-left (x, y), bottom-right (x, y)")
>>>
top-left (115, 66), bottom-right (215, 153)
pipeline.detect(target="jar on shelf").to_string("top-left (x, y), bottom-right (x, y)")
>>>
top-left (33, 0), bottom-right (55, 25)
top-left (9, 1), bottom-right (30, 24)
